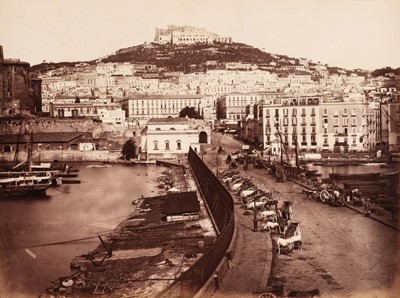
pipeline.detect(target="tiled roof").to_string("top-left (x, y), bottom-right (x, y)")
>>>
top-left (163, 191), bottom-right (200, 215)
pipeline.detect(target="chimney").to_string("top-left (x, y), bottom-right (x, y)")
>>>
top-left (0, 45), bottom-right (4, 61)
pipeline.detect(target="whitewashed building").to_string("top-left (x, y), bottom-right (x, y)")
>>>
top-left (141, 117), bottom-right (211, 160)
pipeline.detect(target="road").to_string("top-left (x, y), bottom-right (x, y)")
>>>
top-left (206, 132), bottom-right (400, 297)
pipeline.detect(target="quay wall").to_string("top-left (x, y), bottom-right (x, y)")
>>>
top-left (158, 147), bottom-right (236, 298)
top-left (0, 149), bottom-right (122, 164)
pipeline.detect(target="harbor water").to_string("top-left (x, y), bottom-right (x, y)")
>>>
top-left (0, 163), bottom-right (168, 298)
top-left (305, 162), bottom-right (398, 179)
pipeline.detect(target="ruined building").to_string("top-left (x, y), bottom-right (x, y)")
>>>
top-left (0, 46), bottom-right (42, 117)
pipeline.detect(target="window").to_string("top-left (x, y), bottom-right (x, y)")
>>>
top-left (351, 108), bottom-right (357, 116)
top-left (165, 141), bottom-right (170, 150)
top-left (283, 118), bottom-right (288, 126)
top-left (323, 108), bottom-right (328, 116)
top-left (352, 118), bottom-right (357, 126)
top-left (324, 138), bottom-right (328, 144)
top-left (292, 108), bottom-right (297, 117)
top-left (153, 141), bottom-right (159, 150)
top-left (353, 137), bottom-right (357, 144)
top-left (334, 109), bottom-right (338, 116)
top-left (275, 109), bottom-right (279, 117)
top-left (292, 118), bottom-right (297, 126)
top-left (283, 108), bottom-right (288, 116)
top-left (343, 108), bottom-right (348, 116)
top-left (334, 118), bottom-right (339, 126)
top-left (323, 128), bottom-right (328, 134)
top-left (176, 140), bottom-right (182, 150)
top-left (343, 118), bottom-right (348, 126)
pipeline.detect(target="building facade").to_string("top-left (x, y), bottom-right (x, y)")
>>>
top-left (120, 94), bottom-right (203, 119)
top-left (154, 25), bottom-right (232, 45)
top-left (141, 117), bottom-right (211, 160)
top-left (260, 95), bottom-right (369, 156)
top-left (49, 100), bottom-right (125, 127)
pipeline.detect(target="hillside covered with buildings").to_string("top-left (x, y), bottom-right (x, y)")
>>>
top-left (1, 24), bottom-right (400, 161)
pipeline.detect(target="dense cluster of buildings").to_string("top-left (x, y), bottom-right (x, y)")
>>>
top-left (1, 24), bottom-right (399, 160)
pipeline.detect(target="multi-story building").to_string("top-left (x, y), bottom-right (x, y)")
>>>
top-left (217, 92), bottom-right (261, 121)
top-left (260, 95), bottom-right (370, 156)
top-left (141, 117), bottom-right (211, 160)
top-left (154, 25), bottom-right (232, 45)
top-left (319, 101), bottom-right (368, 153)
top-left (120, 94), bottom-right (203, 119)
top-left (49, 100), bottom-right (125, 127)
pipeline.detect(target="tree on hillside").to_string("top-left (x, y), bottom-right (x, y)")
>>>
top-left (122, 139), bottom-right (137, 160)
top-left (179, 106), bottom-right (200, 119)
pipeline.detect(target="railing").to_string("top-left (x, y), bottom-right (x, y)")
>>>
top-left (158, 147), bottom-right (235, 298)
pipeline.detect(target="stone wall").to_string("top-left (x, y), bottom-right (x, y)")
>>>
top-left (1, 149), bottom-right (121, 163)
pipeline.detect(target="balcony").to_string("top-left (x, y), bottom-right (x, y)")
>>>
top-left (301, 142), bottom-right (307, 146)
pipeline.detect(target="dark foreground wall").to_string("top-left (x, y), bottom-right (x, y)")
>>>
top-left (158, 147), bottom-right (235, 298)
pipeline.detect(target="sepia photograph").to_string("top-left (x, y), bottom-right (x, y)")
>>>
top-left (1, 0), bottom-right (399, 297)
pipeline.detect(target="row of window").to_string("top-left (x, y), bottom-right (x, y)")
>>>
top-left (264, 135), bottom-right (358, 145)
top-left (265, 107), bottom-right (362, 117)
top-left (266, 126), bottom-right (358, 135)
top-left (133, 101), bottom-right (197, 107)
top-left (153, 140), bottom-right (181, 151)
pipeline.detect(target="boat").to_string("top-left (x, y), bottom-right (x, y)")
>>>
top-left (0, 172), bottom-right (53, 196)
top-left (0, 129), bottom-right (57, 196)
top-left (329, 172), bottom-right (381, 181)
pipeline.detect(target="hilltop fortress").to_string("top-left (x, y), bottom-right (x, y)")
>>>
top-left (154, 25), bottom-right (232, 45)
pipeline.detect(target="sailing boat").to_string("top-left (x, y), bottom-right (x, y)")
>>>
top-left (0, 131), bottom-right (53, 197)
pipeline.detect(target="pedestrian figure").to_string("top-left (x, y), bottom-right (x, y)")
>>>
top-left (213, 273), bottom-right (220, 290)
top-left (226, 251), bottom-right (234, 268)
top-left (364, 198), bottom-right (372, 217)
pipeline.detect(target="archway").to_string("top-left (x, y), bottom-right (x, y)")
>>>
top-left (199, 131), bottom-right (208, 143)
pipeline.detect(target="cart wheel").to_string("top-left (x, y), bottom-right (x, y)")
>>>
top-left (320, 190), bottom-right (330, 203)
top-left (258, 293), bottom-right (277, 298)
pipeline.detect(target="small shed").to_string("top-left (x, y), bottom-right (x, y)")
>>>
top-left (163, 191), bottom-right (200, 222)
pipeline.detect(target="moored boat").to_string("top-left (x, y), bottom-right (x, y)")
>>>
top-left (329, 172), bottom-right (381, 181)
top-left (0, 172), bottom-right (53, 197)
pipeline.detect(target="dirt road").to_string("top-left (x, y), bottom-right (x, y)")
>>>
top-left (208, 132), bottom-right (400, 297)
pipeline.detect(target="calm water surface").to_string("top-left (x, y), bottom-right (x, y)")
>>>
top-left (0, 163), bottom-right (167, 298)
top-left (306, 162), bottom-right (398, 178)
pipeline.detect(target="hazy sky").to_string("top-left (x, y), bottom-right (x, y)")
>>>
top-left (1, 0), bottom-right (400, 70)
